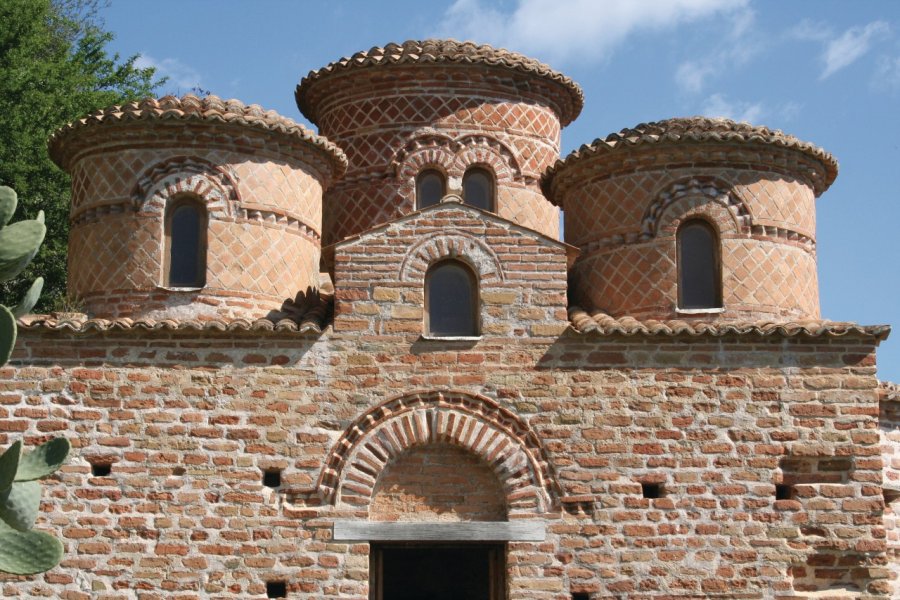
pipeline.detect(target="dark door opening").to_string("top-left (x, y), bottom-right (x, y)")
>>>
top-left (370, 543), bottom-right (505, 600)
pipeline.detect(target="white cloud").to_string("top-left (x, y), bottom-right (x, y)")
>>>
top-left (134, 54), bottom-right (204, 92)
top-left (440, 0), bottom-right (748, 65)
top-left (874, 55), bottom-right (900, 91)
top-left (789, 19), bottom-right (832, 43)
top-left (819, 21), bottom-right (890, 79)
top-left (700, 93), bottom-right (763, 123)
top-left (676, 61), bottom-right (715, 94)
top-left (673, 6), bottom-right (760, 94)
top-left (698, 94), bottom-right (802, 125)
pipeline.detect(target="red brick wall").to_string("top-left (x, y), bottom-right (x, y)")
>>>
top-left (881, 393), bottom-right (900, 596)
top-left (0, 328), bottom-right (887, 599)
top-left (64, 123), bottom-right (329, 320)
top-left (332, 201), bottom-right (570, 339)
top-left (370, 444), bottom-right (507, 522)
top-left (554, 145), bottom-right (823, 320)
top-left (300, 65), bottom-right (566, 244)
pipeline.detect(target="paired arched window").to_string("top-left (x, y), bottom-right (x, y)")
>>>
top-left (416, 169), bottom-right (446, 210)
top-left (677, 219), bottom-right (722, 309)
top-left (425, 260), bottom-right (479, 337)
top-left (462, 167), bottom-right (494, 211)
top-left (415, 167), bottom-right (495, 212)
top-left (164, 196), bottom-right (207, 288)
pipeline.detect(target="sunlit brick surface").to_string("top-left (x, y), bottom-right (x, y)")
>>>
top-left (299, 65), bottom-right (569, 244)
top-left (370, 444), bottom-right (508, 522)
top-left (60, 123), bottom-right (328, 320)
top-left (4, 326), bottom-right (887, 598)
top-left (553, 143), bottom-right (825, 320)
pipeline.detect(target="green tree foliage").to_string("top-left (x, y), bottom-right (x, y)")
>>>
top-left (0, 0), bottom-right (162, 310)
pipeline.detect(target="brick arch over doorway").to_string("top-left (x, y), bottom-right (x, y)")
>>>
top-left (369, 443), bottom-right (509, 521)
top-left (316, 389), bottom-right (560, 514)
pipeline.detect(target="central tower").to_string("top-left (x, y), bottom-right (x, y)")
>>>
top-left (296, 39), bottom-right (583, 246)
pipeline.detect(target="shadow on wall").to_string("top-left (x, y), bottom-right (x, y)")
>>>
top-left (535, 329), bottom-right (876, 372)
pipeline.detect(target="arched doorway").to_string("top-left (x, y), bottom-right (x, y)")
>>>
top-left (322, 390), bottom-right (559, 600)
top-left (368, 444), bottom-right (508, 600)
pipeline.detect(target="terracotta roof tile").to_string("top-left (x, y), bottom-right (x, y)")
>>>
top-left (296, 39), bottom-right (583, 125)
top-left (18, 293), bottom-right (333, 336)
top-left (49, 94), bottom-right (348, 177)
top-left (544, 116), bottom-right (838, 197)
top-left (568, 306), bottom-right (890, 341)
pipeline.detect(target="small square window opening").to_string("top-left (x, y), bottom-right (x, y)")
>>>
top-left (641, 483), bottom-right (662, 499)
top-left (266, 581), bottom-right (287, 598)
top-left (262, 469), bottom-right (282, 488)
top-left (775, 484), bottom-right (794, 500)
top-left (91, 463), bottom-right (111, 477)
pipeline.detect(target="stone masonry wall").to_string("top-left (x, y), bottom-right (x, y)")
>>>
top-left (332, 201), bottom-right (571, 339)
top-left (880, 389), bottom-right (900, 596)
top-left (0, 328), bottom-right (886, 599)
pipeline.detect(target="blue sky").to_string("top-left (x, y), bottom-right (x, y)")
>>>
top-left (101, 0), bottom-right (900, 382)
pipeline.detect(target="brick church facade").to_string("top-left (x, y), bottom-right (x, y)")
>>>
top-left (1, 39), bottom-right (897, 599)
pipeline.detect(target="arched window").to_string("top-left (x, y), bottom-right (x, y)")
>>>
top-left (462, 167), bottom-right (494, 211)
top-left (677, 219), bottom-right (722, 309)
top-left (417, 169), bottom-right (446, 210)
top-left (164, 196), bottom-right (207, 287)
top-left (425, 260), bottom-right (478, 336)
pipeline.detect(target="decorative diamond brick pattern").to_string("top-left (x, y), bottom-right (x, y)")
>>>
top-left (75, 151), bottom-right (151, 209)
top-left (320, 90), bottom-right (560, 142)
top-left (499, 187), bottom-right (559, 240)
top-left (231, 160), bottom-right (322, 234)
top-left (733, 172), bottom-right (816, 237)
top-left (575, 237), bottom-right (818, 319)
top-left (207, 220), bottom-right (318, 300)
top-left (574, 244), bottom-right (674, 316)
top-left (723, 239), bottom-right (819, 318)
top-left (324, 182), bottom-right (407, 246)
top-left (564, 173), bottom-right (663, 247)
top-left (69, 217), bottom-right (160, 297)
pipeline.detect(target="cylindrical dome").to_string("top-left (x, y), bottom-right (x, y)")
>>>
top-left (296, 39), bottom-right (583, 245)
top-left (49, 94), bottom-right (346, 320)
top-left (544, 117), bottom-right (839, 321)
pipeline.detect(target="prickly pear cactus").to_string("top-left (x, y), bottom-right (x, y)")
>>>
top-left (0, 186), bottom-right (45, 364)
top-left (0, 438), bottom-right (70, 574)
top-left (0, 186), bottom-right (65, 575)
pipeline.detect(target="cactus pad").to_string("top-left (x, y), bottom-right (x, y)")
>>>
top-left (0, 187), bottom-right (17, 229)
top-left (0, 480), bottom-right (40, 531)
top-left (16, 437), bottom-right (70, 481)
top-left (0, 529), bottom-right (64, 574)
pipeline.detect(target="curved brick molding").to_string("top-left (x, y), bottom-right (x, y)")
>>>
top-left (51, 95), bottom-right (342, 320)
top-left (297, 39), bottom-right (576, 244)
top-left (399, 229), bottom-right (505, 283)
top-left (317, 389), bottom-right (560, 514)
top-left (547, 117), bottom-right (831, 321)
top-left (134, 156), bottom-right (240, 216)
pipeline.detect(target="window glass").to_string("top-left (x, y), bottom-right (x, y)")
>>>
top-left (462, 168), bottom-right (493, 211)
top-left (426, 261), bottom-right (478, 336)
top-left (677, 220), bottom-right (721, 309)
top-left (417, 170), bottom-right (445, 209)
top-left (166, 199), bottom-right (207, 287)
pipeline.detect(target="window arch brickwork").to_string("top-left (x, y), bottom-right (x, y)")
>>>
top-left (315, 389), bottom-right (561, 515)
top-left (399, 230), bottom-right (505, 284)
top-left (133, 156), bottom-right (239, 220)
